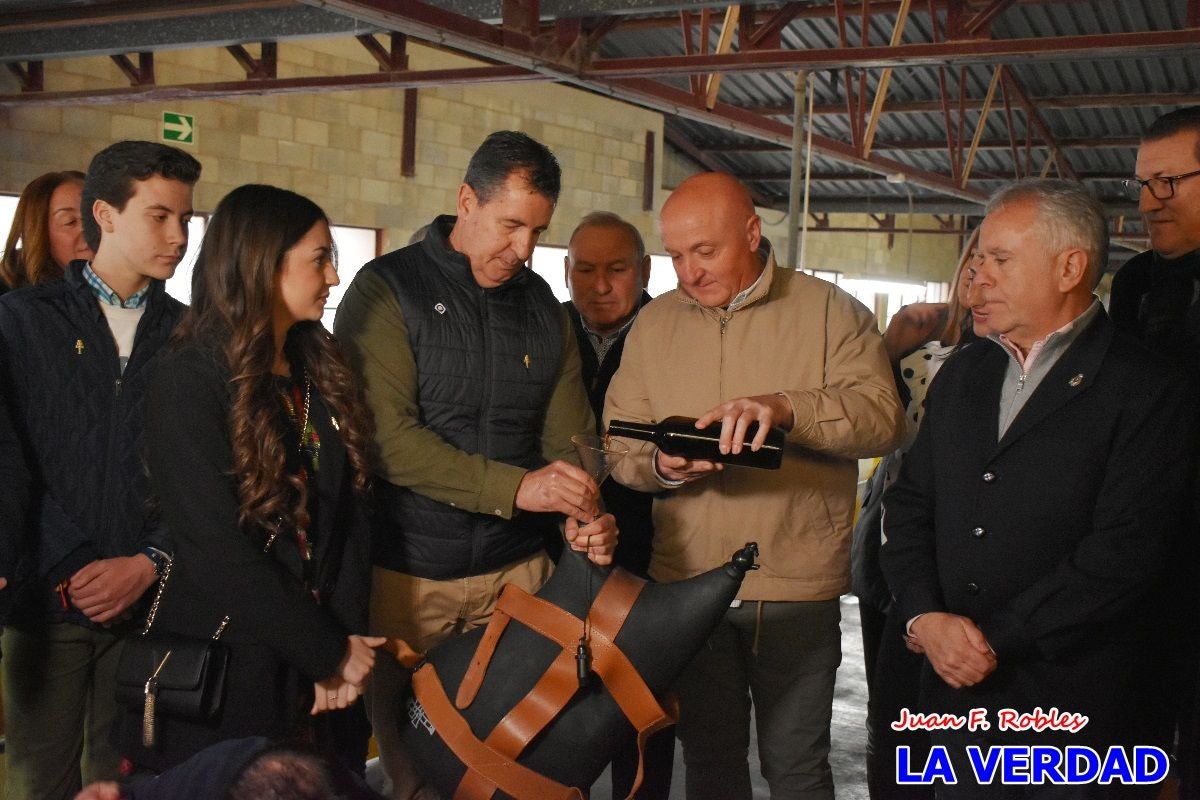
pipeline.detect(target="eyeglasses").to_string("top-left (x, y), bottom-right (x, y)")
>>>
top-left (1122, 168), bottom-right (1200, 202)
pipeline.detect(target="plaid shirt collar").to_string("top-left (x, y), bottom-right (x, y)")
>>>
top-left (82, 263), bottom-right (150, 309)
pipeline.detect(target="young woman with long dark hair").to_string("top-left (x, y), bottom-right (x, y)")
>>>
top-left (119, 184), bottom-right (383, 775)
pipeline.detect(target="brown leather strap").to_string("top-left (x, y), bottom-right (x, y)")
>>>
top-left (484, 646), bottom-right (579, 758)
top-left (463, 589), bottom-right (592, 794)
top-left (456, 594), bottom-right (513, 709)
top-left (418, 576), bottom-right (673, 800)
top-left (382, 637), bottom-right (425, 669)
top-left (411, 663), bottom-right (584, 800)
top-left (455, 648), bottom-right (581, 799)
top-left (584, 574), bottom-right (674, 800)
top-left (448, 588), bottom-right (591, 799)
top-left (587, 572), bottom-right (668, 734)
top-left (494, 585), bottom-right (586, 650)
top-left (495, 578), bottom-right (673, 800)
top-left (586, 568), bottom-right (645, 642)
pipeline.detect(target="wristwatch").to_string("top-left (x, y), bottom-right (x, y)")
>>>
top-left (140, 546), bottom-right (171, 580)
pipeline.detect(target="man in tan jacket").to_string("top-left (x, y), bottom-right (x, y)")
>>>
top-left (606, 172), bottom-right (904, 800)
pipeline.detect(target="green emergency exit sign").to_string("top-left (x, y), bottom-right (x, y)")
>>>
top-left (161, 111), bottom-right (195, 144)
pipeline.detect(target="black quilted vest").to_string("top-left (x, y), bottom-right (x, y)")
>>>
top-left (368, 216), bottom-right (564, 579)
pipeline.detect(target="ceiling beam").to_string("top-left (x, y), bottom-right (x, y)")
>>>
top-left (301, 0), bottom-right (535, 68)
top-left (0, 65), bottom-right (542, 107)
top-left (0, 1), bottom-right (292, 32)
top-left (744, 2), bottom-right (805, 49)
top-left (962, 0), bottom-right (1019, 36)
top-left (587, 29), bottom-right (1200, 77)
top-left (960, 65), bottom-right (1003, 186)
top-left (698, 135), bottom-right (1140, 152)
top-left (745, 92), bottom-right (1200, 116)
top-left (614, 0), bottom-right (1095, 30)
top-left (736, 169), bottom-right (1131, 183)
top-left (664, 127), bottom-right (777, 208)
top-left (607, 77), bottom-right (990, 202)
top-left (1001, 68), bottom-right (1079, 180)
top-left (860, 0), bottom-right (912, 158)
top-left (303, 0), bottom-right (990, 205)
top-left (791, 196), bottom-right (1137, 215)
top-left (429, 0), bottom-right (1091, 24)
top-left (0, 5), bottom-right (382, 61)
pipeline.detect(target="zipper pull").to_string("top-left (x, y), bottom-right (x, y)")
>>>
top-left (114, 377), bottom-right (122, 397)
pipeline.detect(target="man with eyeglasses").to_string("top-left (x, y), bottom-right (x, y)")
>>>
top-left (1111, 107), bottom-right (1200, 363)
top-left (1110, 105), bottom-right (1200, 799)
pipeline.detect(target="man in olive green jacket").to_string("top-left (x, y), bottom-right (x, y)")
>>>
top-left (606, 172), bottom-right (904, 800)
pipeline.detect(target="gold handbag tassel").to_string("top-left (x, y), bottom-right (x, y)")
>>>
top-left (143, 650), bottom-right (172, 748)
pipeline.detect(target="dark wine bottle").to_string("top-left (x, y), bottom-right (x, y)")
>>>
top-left (606, 416), bottom-right (785, 470)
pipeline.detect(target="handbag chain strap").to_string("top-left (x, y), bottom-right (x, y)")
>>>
top-left (141, 558), bottom-right (172, 635)
top-left (140, 558), bottom-right (230, 641)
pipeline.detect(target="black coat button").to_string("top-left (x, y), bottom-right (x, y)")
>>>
top-left (966, 582), bottom-right (980, 594)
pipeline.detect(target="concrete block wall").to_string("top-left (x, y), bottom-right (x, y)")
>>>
top-left (762, 213), bottom-right (967, 284)
top-left (0, 34), bottom-right (961, 283)
top-left (0, 39), bottom-right (663, 255)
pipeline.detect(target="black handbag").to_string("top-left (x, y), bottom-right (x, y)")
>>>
top-left (115, 559), bottom-right (230, 747)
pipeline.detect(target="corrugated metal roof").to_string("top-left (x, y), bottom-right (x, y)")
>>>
top-left (2, 0), bottom-right (1192, 243)
top-left (595, 0), bottom-right (1198, 233)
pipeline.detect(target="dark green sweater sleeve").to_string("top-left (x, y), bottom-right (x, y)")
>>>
top-left (336, 269), bottom-right (558, 519)
top-left (542, 307), bottom-right (593, 467)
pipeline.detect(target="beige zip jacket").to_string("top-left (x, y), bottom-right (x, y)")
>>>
top-left (605, 258), bottom-right (904, 601)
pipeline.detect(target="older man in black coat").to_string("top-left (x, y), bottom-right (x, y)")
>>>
top-left (881, 179), bottom-right (1197, 798)
top-left (560, 211), bottom-right (673, 800)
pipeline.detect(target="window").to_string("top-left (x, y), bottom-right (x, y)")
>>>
top-left (322, 225), bottom-right (377, 331)
top-left (646, 255), bottom-right (678, 297)
top-left (926, 280), bottom-right (950, 303)
top-left (805, 269), bottom-right (842, 285)
top-left (163, 215), bottom-right (209, 304)
top-left (0, 194), bottom-right (18, 256)
top-left (838, 277), bottom-right (938, 329)
top-left (529, 246), bottom-right (569, 302)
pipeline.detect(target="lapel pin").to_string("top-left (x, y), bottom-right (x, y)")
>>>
top-left (434, 302), bottom-right (446, 315)
top-left (75, 339), bottom-right (85, 355)
top-left (1068, 373), bottom-right (1083, 387)
top-left (523, 354), bottom-right (531, 369)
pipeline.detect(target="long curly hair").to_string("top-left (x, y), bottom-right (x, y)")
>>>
top-left (172, 184), bottom-right (374, 539)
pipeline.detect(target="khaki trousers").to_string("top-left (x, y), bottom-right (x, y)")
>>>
top-left (2, 622), bottom-right (125, 800)
top-left (367, 552), bottom-right (553, 800)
